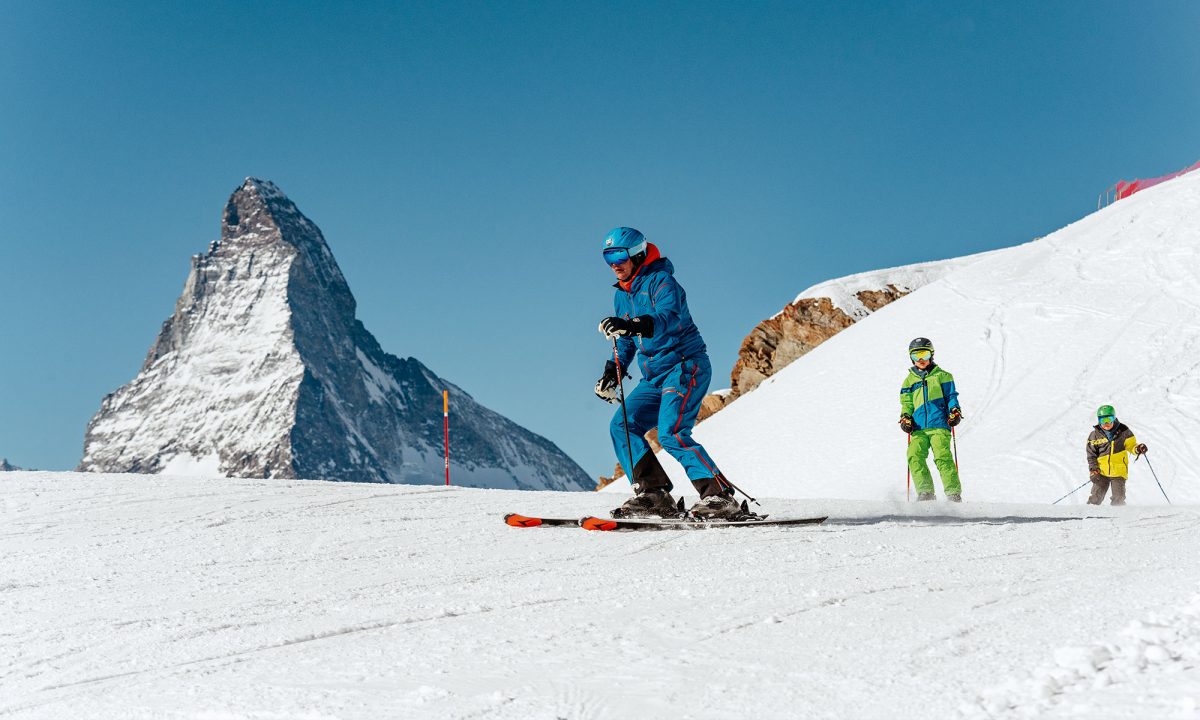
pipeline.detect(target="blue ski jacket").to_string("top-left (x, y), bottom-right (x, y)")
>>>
top-left (611, 245), bottom-right (707, 385)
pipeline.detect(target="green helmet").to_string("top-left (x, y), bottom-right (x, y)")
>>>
top-left (1097, 405), bottom-right (1116, 420)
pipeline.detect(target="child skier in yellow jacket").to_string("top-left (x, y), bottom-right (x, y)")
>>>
top-left (1086, 404), bottom-right (1148, 506)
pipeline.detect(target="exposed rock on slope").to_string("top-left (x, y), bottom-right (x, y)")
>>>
top-left (730, 252), bottom-right (999, 398)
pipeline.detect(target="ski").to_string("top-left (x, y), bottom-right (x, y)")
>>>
top-left (503, 513), bottom-right (581, 528)
top-left (579, 515), bottom-right (828, 531)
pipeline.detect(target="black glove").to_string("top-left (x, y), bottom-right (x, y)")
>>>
top-left (1090, 468), bottom-right (1101, 477)
top-left (947, 408), bottom-right (963, 427)
top-left (594, 361), bottom-right (624, 404)
top-left (599, 316), bottom-right (654, 339)
top-left (899, 414), bottom-right (915, 434)
top-left (1135, 443), bottom-right (1148, 456)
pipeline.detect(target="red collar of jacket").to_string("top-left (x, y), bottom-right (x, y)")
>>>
top-left (618, 243), bottom-right (661, 292)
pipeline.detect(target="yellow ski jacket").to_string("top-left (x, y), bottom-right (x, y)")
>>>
top-left (1085, 422), bottom-right (1139, 479)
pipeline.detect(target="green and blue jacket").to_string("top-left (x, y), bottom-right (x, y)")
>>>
top-left (900, 363), bottom-right (960, 431)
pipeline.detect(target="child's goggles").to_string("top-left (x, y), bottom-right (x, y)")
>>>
top-left (910, 349), bottom-right (933, 362)
top-left (1098, 415), bottom-right (1116, 425)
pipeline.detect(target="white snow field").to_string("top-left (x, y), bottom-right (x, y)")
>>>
top-left (3, 472), bottom-right (1199, 720)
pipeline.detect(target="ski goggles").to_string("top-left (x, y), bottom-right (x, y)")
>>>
top-left (602, 237), bottom-right (647, 266)
top-left (909, 349), bottom-right (933, 362)
top-left (603, 247), bottom-right (633, 265)
top-left (1098, 415), bottom-right (1116, 425)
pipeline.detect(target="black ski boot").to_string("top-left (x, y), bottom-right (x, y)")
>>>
top-left (612, 488), bottom-right (679, 518)
top-left (689, 494), bottom-right (745, 520)
top-left (946, 493), bottom-right (962, 503)
top-left (611, 453), bottom-right (679, 519)
top-left (917, 491), bottom-right (936, 501)
top-left (688, 475), bottom-right (758, 521)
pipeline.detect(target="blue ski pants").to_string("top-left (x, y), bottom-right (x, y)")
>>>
top-left (610, 356), bottom-right (722, 483)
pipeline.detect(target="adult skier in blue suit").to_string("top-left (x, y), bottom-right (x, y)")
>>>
top-left (594, 227), bottom-right (742, 519)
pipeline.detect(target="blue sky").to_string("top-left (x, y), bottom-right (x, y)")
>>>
top-left (3, 1), bottom-right (1199, 481)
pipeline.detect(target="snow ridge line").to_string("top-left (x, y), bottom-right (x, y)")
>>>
top-left (961, 586), bottom-right (1200, 718)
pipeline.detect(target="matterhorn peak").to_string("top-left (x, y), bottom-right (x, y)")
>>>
top-left (79, 180), bottom-right (590, 490)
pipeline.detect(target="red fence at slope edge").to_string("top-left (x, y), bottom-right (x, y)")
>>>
top-left (1105, 159), bottom-right (1200, 206)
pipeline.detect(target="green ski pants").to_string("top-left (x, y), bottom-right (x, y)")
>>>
top-left (907, 428), bottom-right (961, 495)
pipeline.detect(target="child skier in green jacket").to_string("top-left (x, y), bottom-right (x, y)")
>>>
top-left (899, 337), bottom-right (963, 502)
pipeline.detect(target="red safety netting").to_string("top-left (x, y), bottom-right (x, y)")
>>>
top-left (1115, 159), bottom-right (1200, 200)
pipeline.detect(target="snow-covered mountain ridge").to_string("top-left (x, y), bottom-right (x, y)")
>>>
top-left (79, 178), bottom-right (590, 491)
top-left (728, 247), bottom-right (1005, 399)
top-left (656, 169), bottom-right (1200, 504)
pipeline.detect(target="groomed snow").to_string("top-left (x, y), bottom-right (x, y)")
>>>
top-left (3, 472), bottom-right (1199, 719)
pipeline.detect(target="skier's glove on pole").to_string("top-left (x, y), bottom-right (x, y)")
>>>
top-left (1135, 443), bottom-right (1148, 456)
top-left (899, 414), bottom-right (915, 434)
top-left (947, 408), bottom-right (963, 427)
top-left (598, 316), bottom-right (654, 340)
top-left (594, 360), bottom-right (624, 404)
top-left (1090, 468), bottom-right (1101, 477)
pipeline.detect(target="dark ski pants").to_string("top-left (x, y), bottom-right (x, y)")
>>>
top-left (1088, 475), bottom-right (1126, 505)
top-left (610, 357), bottom-right (721, 485)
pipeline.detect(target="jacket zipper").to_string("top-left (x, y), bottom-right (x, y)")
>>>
top-left (921, 378), bottom-right (929, 428)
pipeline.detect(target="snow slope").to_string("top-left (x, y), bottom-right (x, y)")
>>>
top-left (654, 170), bottom-right (1200, 505)
top-left (790, 246), bottom-right (1006, 320)
top-left (3, 472), bottom-right (1199, 719)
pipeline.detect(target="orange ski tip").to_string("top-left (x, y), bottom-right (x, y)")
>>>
top-left (580, 516), bottom-right (618, 532)
top-left (505, 514), bottom-right (542, 528)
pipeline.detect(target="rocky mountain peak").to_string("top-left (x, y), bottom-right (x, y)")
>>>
top-left (80, 180), bottom-right (590, 491)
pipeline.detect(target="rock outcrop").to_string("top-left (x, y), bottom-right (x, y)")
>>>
top-left (80, 178), bottom-right (591, 491)
top-left (727, 251), bottom-right (1000, 400)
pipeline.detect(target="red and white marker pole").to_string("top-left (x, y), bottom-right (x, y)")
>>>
top-left (443, 390), bottom-right (450, 486)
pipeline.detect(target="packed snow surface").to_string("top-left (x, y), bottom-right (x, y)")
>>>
top-left (3, 472), bottom-right (1199, 719)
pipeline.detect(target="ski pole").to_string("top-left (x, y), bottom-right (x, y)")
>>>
top-left (906, 433), bottom-right (911, 502)
top-left (1051, 479), bottom-right (1092, 505)
top-left (611, 339), bottom-right (636, 489)
top-left (951, 426), bottom-right (959, 471)
top-left (716, 475), bottom-right (759, 506)
top-left (1138, 454), bottom-right (1171, 505)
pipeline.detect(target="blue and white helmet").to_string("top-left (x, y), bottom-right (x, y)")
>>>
top-left (602, 227), bottom-right (648, 266)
